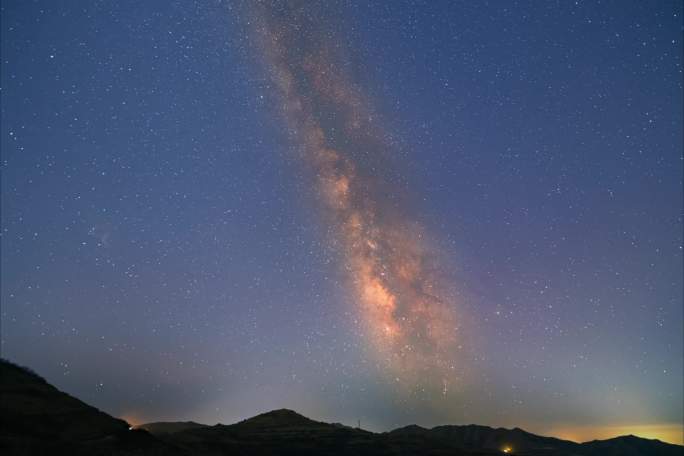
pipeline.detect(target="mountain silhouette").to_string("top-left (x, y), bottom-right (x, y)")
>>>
top-left (0, 358), bottom-right (182, 455)
top-left (1, 358), bottom-right (681, 455)
top-left (136, 421), bottom-right (208, 435)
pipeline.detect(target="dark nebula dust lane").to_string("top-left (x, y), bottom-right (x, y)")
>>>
top-left (249, 2), bottom-right (461, 392)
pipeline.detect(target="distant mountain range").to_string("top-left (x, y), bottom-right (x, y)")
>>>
top-left (1, 358), bottom-right (681, 455)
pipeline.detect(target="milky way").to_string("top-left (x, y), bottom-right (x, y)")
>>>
top-left (251, 2), bottom-right (460, 392)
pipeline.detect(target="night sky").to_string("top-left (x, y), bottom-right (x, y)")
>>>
top-left (2, 0), bottom-right (682, 445)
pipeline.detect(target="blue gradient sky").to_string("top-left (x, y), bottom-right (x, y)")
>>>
top-left (1, 0), bottom-right (682, 444)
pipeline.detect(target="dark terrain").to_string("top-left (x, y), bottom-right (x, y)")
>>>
top-left (1, 359), bottom-right (681, 455)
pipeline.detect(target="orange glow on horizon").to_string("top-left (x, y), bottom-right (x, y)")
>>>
top-left (543, 423), bottom-right (683, 446)
top-left (119, 414), bottom-right (143, 427)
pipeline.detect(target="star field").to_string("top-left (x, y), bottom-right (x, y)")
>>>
top-left (1, 0), bottom-right (682, 445)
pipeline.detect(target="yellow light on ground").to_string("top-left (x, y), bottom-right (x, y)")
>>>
top-left (502, 446), bottom-right (513, 454)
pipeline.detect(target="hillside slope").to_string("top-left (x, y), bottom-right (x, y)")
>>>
top-left (0, 359), bottom-right (182, 455)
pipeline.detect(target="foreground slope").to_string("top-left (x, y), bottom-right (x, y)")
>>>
top-left (0, 359), bottom-right (182, 455)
